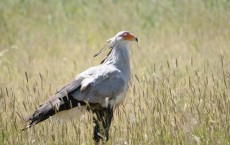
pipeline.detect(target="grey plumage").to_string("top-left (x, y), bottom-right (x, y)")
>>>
top-left (22, 31), bottom-right (138, 142)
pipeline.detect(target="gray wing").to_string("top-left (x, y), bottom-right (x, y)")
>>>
top-left (37, 64), bottom-right (124, 106)
top-left (70, 65), bottom-right (126, 104)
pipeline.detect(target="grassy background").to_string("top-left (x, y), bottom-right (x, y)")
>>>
top-left (0, 0), bottom-right (230, 144)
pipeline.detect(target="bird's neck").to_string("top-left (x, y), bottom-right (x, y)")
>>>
top-left (103, 43), bottom-right (130, 80)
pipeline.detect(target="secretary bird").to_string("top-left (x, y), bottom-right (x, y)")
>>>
top-left (22, 31), bottom-right (138, 143)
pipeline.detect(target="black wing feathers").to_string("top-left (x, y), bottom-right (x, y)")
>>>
top-left (22, 84), bottom-right (85, 130)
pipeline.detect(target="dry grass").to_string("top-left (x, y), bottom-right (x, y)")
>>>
top-left (0, 0), bottom-right (230, 144)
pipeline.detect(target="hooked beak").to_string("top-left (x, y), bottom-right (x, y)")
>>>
top-left (134, 37), bottom-right (138, 42)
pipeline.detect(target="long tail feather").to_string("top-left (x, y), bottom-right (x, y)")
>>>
top-left (21, 93), bottom-right (87, 131)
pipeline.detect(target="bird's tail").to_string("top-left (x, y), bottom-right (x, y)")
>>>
top-left (21, 93), bottom-right (87, 131)
top-left (21, 99), bottom-right (57, 131)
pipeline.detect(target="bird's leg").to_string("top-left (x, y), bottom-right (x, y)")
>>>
top-left (93, 106), bottom-right (113, 143)
top-left (93, 116), bottom-right (101, 143)
top-left (104, 106), bottom-right (113, 140)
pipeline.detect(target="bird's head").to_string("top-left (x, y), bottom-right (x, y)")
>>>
top-left (107, 31), bottom-right (138, 47)
top-left (94, 31), bottom-right (138, 57)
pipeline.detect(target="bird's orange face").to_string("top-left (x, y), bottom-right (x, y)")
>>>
top-left (121, 32), bottom-right (138, 42)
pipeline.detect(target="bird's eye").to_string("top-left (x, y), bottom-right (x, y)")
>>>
top-left (123, 33), bottom-right (128, 36)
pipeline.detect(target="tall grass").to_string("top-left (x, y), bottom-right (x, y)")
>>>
top-left (0, 0), bottom-right (230, 144)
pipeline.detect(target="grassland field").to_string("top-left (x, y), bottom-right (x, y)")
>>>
top-left (0, 0), bottom-right (230, 144)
